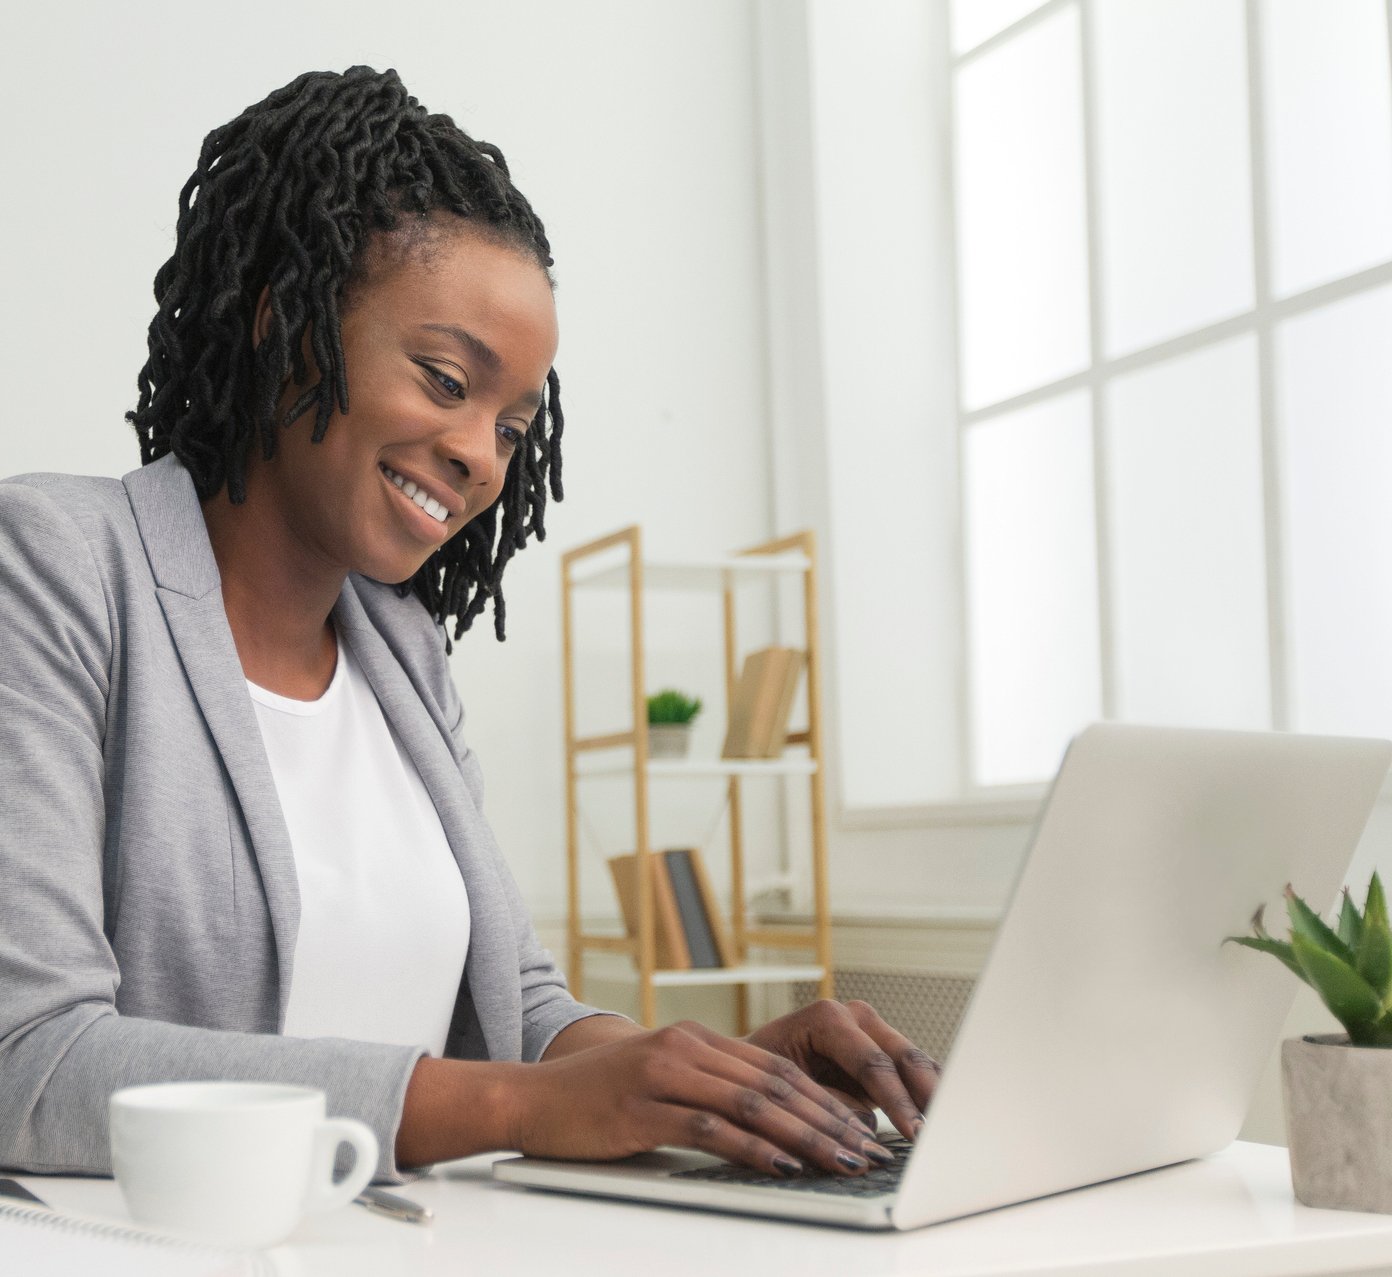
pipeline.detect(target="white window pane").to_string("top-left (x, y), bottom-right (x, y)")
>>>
top-left (1277, 285), bottom-right (1392, 736)
top-left (1261, 0), bottom-right (1392, 298)
top-left (951, 0), bottom-right (1049, 54)
top-left (1093, 0), bottom-right (1254, 356)
top-left (1105, 337), bottom-right (1270, 729)
top-left (955, 7), bottom-right (1090, 409)
top-left (964, 392), bottom-right (1101, 785)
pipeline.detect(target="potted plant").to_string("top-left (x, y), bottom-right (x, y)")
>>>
top-left (645, 689), bottom-right (702, 759)
top-left (1227, 872), bottom-right (1392, 1213)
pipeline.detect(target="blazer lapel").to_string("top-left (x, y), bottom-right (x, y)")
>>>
top-left (121, 455), bottom-right (301, 1023)
top-left (333, 585), bottom-right (523, 1062)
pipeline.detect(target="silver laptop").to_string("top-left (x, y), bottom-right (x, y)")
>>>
top-left (494, 723), bottom-right (1392, 1230)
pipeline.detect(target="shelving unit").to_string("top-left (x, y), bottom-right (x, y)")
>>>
top-left (560, 525), bottom-right (834, 1030)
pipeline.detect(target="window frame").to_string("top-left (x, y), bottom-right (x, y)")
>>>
top-left (949, 0), bottom-right (1392, 795)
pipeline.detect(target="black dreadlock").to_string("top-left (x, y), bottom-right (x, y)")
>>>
top-left (125, 66), bottom-right (565, 648)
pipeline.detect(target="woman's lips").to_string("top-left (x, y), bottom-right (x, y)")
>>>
top-left (379, 464), bottom-right (453, 545)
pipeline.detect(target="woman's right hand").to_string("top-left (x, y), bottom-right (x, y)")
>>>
top-left (505, 1020), bottom-right (891, 1176)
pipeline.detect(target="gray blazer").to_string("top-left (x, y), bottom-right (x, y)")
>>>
top-left (0, 453), bottom-right (613, 1180)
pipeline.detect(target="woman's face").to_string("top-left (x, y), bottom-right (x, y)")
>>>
top-left (250, 227), bottom-right (559, 586)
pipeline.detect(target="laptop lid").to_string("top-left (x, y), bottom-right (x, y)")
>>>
top-left (893, 723), bottom-right (1392, 1229)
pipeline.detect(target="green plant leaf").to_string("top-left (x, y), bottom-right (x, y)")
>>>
top-left (1368, 1007), bottom-right (1392, 1047)
top-left (646, 689), bottom-right (702, 724)
top-left (1291, 934), bottom-right (1383, 1040)
top-left (1223, 934), bottom-right (1308, 984)
top-left (1359, 911), bottom-right (1392, 1010)
top-left (1285, 885), bottom-right (1357, 968)
top-left (1366, 871), bottom-right (1389, 933)
top-left (1338, 888), bottom-right (1364, 951)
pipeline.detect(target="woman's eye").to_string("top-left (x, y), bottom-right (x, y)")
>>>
top-left (420, 362), bottom-right (467, 399)
top-left (498, 423), bottom-right (527, 451)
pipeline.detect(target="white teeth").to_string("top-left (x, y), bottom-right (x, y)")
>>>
top-left (383, 466), bottom-right (448, 522)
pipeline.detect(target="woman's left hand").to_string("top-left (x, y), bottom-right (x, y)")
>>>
top-left (744, 1000), bottom-right (941, 1141)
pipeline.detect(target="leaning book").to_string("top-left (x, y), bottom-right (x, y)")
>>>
top-left (721, 646), bottom-right (805, 759)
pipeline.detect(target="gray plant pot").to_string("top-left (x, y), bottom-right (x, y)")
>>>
top-left (1283, 1033), bottom-right (1392, 1213)
top-left (646, 723), bottom-right (693, 759)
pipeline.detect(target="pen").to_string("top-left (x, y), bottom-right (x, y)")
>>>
top-left (0, 1179), bottom-right (49, 1208)
top-left (354, 1186), bottom-right (432, 1224)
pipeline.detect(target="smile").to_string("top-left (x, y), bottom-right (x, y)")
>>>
top-left (380, 465), bottom-right (450, 524)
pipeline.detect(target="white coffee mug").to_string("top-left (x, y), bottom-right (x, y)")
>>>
top-left (109, 1081), bottom-right (378, 1249)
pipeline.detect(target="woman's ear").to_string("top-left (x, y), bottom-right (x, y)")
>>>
top-left (252, 284), bottom-right (274, 351)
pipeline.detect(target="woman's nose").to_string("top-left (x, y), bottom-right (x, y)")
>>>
top-left (440, 412), bottom-right (500, 490)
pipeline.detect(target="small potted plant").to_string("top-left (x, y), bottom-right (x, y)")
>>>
top-left (645, 689), bottom-right (702, 759)
top-left (1227, 872), bottom-right (1392, 1213)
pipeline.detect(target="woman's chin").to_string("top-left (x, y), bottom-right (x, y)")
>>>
top-left (355, 549), bottom-right (435, 587)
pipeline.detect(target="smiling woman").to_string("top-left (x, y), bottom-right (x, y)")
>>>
top-left (202, 227), bottom-right (559, 696)
top-left (0, 65), bottom-right (935, 1191)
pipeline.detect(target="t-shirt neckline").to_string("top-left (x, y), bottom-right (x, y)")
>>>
top-left (245, 627), bottom-right (346, 717)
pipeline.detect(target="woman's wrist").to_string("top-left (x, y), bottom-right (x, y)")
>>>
top-left (541, 1012), bottom-right (646, 1061)
top-left (395, 1055), bottom-right (529, 1168)
top-left (395, 1016), bottom-right (646, 1167)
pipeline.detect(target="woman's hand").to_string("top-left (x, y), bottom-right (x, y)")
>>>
top-left (743, 1000), bottom-right (942, 1141)
top-left (506, 1020), bottom-right (894, 1177)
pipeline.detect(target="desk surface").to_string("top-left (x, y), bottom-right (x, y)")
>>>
top-left (17, 1142), bottom-right (1392, 1277)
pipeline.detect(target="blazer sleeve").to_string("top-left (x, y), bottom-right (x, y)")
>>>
top-left (442, 683), bottom-right (633, 1063)
top-left (0, 483), bottom-right (423, 1182)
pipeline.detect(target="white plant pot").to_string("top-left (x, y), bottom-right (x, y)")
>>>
top-left (646, 723), bottom-right (693, 759)
top-left (1283, 1033), bottom-right (1392, 1213)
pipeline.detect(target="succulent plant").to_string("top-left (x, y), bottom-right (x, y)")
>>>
top-left (1227, 872), bottom-right (1392, 1047)
top-left (646, 689), bottom-right (703, 725)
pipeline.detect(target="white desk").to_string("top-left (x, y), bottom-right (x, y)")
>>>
top-left (16, 1142), bottom-right (1392, 1277)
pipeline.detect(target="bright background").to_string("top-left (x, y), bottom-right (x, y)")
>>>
top-left (6, 0), bottom-right (1392, 1143)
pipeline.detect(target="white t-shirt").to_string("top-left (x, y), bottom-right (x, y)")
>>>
top-left (247, 628), bottom-right (469, 1057)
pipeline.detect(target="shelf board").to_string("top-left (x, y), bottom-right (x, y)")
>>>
top-left (569, 549), bottom-right (812, 592)
top-left (606, 964), bottom-right (827, 988)
top-left (575, 757), bottom-right (818, 779)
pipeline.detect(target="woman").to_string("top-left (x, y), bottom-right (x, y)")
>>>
top-left (0, 66), bottom-right (937, 1184)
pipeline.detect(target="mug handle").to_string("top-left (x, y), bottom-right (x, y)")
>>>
top-left (304, 1117), bottom-right (379, 1214)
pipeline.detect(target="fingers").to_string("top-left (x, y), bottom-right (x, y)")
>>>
top-left (677, 1033), bottom-right (891, 1172)
top-left (673, 1021), bottom-right (877, 1144)
top-left (652, 1047), bottom-right (878, 1177)
top-left (811, 1001), bottom-right (942, 1141)
top-left (820, 1085), bottom-right (878, 1137)
top-left (636, 1025), bottom-right (884, 1176)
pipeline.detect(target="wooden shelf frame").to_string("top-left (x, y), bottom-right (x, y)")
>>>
top-left (560, 525), bottom-right (835, 1029)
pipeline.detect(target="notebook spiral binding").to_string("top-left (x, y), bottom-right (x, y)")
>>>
top-left (0, 1198), bottom-right (277, 1274)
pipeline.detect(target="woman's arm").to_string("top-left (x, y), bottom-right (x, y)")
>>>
top-left (540, 1013), bottom-right (647, 1058)
top-left (396, 1014), bottom-right (908, 1176)
top-left (0, 483), bottom-right (423, 1181)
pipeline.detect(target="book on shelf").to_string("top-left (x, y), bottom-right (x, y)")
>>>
top-left (721, 646), bottom-right (805, 759)
top-left (607, 848), bottom-right (735, 970)
top-left (608, 851), bottom-right (689, 968)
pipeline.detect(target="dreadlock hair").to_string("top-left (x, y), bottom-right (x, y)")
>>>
top-left (125, 65), bottom-right (565, 649)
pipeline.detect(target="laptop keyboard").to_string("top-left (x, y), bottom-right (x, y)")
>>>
top-left (669, 1135), bottom-right (913, 1197)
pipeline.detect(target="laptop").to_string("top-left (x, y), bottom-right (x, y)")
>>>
top-left (494, 723), bottom-right (1392, 1230)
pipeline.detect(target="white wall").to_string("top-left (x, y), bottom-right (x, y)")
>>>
top-left (10, 3), bottom-right (1389, 1147)
top-left (0, 0), bottom-right (781, 922)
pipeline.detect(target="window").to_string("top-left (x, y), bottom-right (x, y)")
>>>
top-left (952, 0), bottom-right (1392, 787)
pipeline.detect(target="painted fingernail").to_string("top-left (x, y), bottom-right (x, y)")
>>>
top-left (864, 1142), bottom-right (895, 1165)
top-left (773, 1155), bottom-right (803, 1178)
top-left (836, 1150), bottom-right (868, 1172)
top-left (854, 1110), bottom-right (877, 1134)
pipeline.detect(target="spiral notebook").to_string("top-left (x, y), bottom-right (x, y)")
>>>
top-left (0, 1199), bottom-right (273, 1276)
